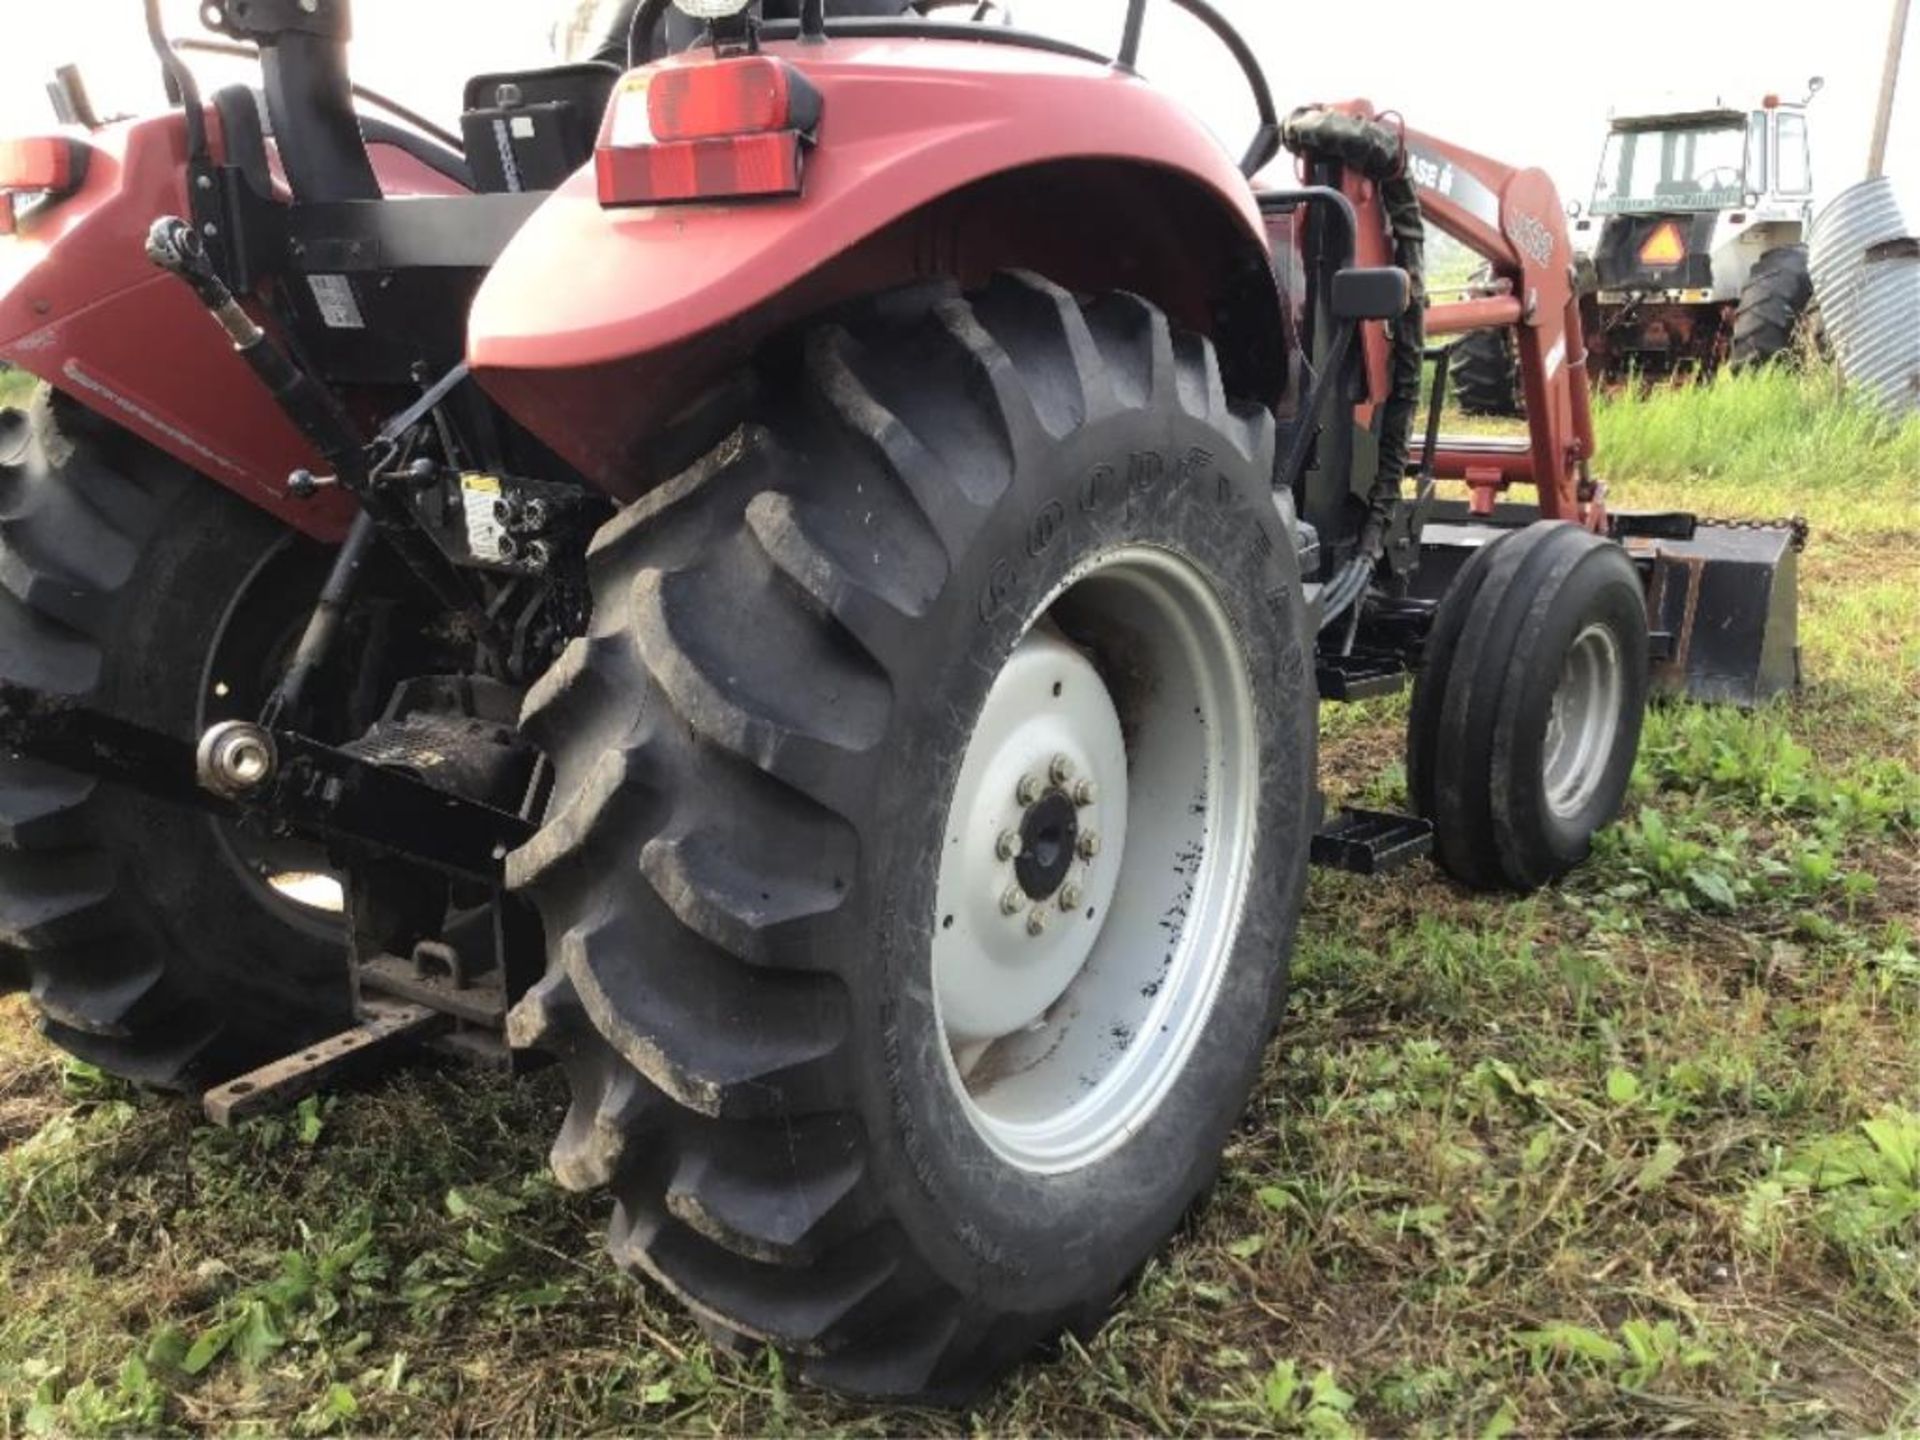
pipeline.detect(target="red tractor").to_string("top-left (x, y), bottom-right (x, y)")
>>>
top-left (0, 0), bottom-right (1798, 1402)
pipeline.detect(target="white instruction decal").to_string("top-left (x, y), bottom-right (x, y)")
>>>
top-left (461, 473), bottom-right (505, 562)
top-left (306, 274), bottom-right (365, 330)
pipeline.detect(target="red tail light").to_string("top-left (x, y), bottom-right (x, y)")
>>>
top-left (598, 57), bottom-right (821, 207)
top-left (0, 137), bottom-right (88, 235)
top-left (649, 58), bottom-right (807, 141)
top-left (597, 131), bottom-right (804, 207)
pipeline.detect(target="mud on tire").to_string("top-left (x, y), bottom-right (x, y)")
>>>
top-left (508, 274), bottom-right (1317, 1401)
top-left (0, 387), bottom-right (350, 1086)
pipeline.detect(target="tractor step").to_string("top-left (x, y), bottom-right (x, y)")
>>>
top-left (202, 1000), bottom-right (449, 1126)
top-left (1311, 807), bottom-right (1435, 875)
top-left (1317, 652), bottom-right (1409, 702)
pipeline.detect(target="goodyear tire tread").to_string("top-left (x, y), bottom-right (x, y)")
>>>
top-left (510, 273), bottom-right (1312, 1402)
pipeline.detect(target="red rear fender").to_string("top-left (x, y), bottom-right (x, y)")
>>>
top-left (468, 38), bottom-right (1283, 496)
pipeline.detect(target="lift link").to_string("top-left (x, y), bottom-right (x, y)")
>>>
top-left (145, 217), bottom-right (512, 703)
top-left (0, 683), bottom-right (531, 884)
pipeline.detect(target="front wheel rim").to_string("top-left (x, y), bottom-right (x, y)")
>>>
top-left (1543, 621), bottom-right (1624, 820)
top-left (930, 546), bottom-right (1260, 1176)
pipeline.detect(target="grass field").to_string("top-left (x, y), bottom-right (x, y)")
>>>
top-left (2, 365), bottom-right (1916, 1436)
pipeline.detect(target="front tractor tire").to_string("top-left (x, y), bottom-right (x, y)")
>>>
top-left (509, 274), bottom-right (1317, 1401)
top-left (0, 388), bottom-right (351, 1085)
top-left (1407, 521), bottom-right (1649, 892)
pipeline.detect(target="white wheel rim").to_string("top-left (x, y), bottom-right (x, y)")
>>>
top-left (930, 546), bottom-right (1260, 1175)
top-left (1543, 621), bottom-right (1624, 820)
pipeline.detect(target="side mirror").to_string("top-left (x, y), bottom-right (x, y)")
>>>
top-left (1805, 75), bottom-right (1826, 104)
top-left (1331, 266), bottom-right (1411, 322)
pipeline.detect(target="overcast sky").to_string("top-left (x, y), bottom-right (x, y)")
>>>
top-left (2, 0), bottom-right (1912, 209)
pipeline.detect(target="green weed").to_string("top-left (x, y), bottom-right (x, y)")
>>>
top-left (1591, 364), bottom-right (1920, 531)
top-left (0, 366), bottom-right (34, 409)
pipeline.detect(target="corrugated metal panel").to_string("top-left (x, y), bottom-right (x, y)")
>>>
top-left (1810, 177), bottom-right (1920, 420)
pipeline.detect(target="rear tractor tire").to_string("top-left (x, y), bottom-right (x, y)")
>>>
top-left (508, 273), bottom-right (1318, 1401)
top-left (1730, 244), bottom-right (1814, 371)
top-left (0, 387), bottom-right (352, 1085)
top-left (1448, 326), bottom-right (1524, 418)
top-left (1407, 521), bottom-right (1649, 892)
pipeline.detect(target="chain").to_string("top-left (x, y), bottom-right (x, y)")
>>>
top-left (1694, 514), bottom-right (1811, 552)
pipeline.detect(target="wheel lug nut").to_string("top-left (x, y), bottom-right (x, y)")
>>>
top-left (1078, 831), bottom-right (1102, 860)
top-left (996, 830), bottom-right (1022, 861)
top-left (1016, 773), bottom-right (1045, 805)
top-left (1026, 908), bottom-right (1050, 937)
top-left (1059, 882), bottom-right (1084, 912)
top-left (1072, 779), bottom-right (1097, 807)
top-left (1000, 887), bottom-right (1025, 917)
top-left (1050, 754), bottom-right (1075, 786)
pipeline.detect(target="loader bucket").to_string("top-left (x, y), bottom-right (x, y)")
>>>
top-left (1629, 522), bottom-right (1802, 707)
top-left (1416, 515), bottom-right (1802, 708)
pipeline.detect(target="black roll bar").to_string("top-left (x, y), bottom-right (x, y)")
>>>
top-left (633, 0), bottom-right (1283, 177)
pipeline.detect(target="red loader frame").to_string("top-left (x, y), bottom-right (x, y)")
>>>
top-left (1316, 101), bottom-right (1604, 530)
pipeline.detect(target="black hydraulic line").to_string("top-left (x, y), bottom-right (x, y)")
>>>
top-left (375, 363), bottom-right (473, 448)
top-left (146, 217), bottom-right (364, 471)
top-left (1279, 108), bottom-right (1427, 632)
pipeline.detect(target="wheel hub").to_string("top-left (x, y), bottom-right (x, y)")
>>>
top-left (1014, 791), bottom-right (1081, 901)
top-left (1543, 621), bottom-right (1624, 820)
top-left (932, 631), bottom-right (1125, 1053)
top-left (930, 547), bottom-right (1259, 1175)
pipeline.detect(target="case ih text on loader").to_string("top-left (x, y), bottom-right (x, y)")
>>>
top-left (0, 0), bottom-right (1802, 1402)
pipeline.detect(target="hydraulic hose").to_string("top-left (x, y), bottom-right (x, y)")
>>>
top-left (1279, 107), bottom-right (1427, 633)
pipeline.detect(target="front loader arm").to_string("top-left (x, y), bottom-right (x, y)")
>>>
top-left (1326, 106), bottom-right (1598, 526)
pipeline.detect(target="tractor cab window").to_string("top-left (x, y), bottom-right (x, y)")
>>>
top-left (1593, 122), bottom-right (1748, 214)
top-left (1747, 112), bottom-right (1770, 193)
top-left (1776, 112), bottom-right (1812, 194)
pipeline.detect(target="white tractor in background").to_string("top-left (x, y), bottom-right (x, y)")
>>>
top-left (1452, 83), bottom-right (1824, 413)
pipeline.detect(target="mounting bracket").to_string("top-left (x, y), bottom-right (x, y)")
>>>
top-left (198, 0), bottom-right (351, 43)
